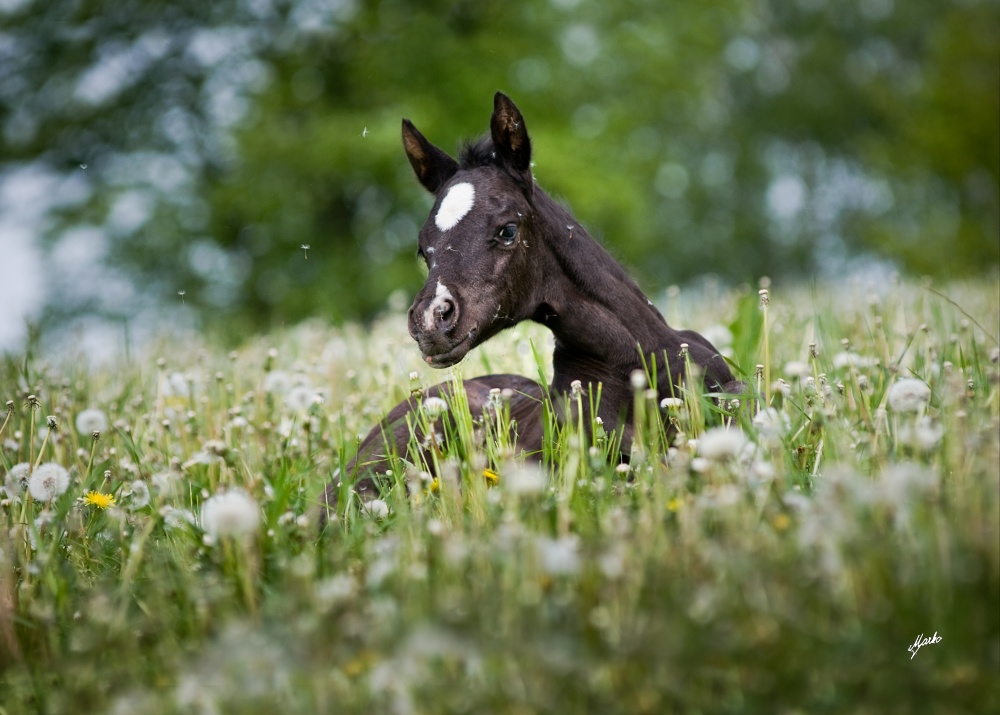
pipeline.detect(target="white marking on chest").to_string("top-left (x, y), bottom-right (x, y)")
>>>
top-left (435, 182), bottom-right (475, 231)
top-left (423, 279), bottom-right (455, 331)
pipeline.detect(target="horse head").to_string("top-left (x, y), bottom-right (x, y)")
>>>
top-left (402, 92), bottom-right (544, 368)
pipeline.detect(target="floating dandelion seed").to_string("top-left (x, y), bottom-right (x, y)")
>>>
top-left (82, 491), bottom-right (116, 509)
top-left (301, 244), bottom-right (310, 259)
top-left (177, 290), bottom-right (186, 303)
top-left (28, 463), bottom-right (70, 501)
top-left (361, 127), bottom-right (369, 138)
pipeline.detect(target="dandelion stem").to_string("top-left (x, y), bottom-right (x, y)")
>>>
top-left (760, 289), bottom-right (771, 406)
top-left (33, 428), bottom-right (52, 469)
top-left (85, 437), bottom-right (98, 480)
top-left (0, 401), bottom-right (12, 442)
top-left (27, 402), bottom-right (36, 473)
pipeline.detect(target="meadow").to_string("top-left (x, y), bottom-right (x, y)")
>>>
top-left (0, 276), bottom-right (997, 714)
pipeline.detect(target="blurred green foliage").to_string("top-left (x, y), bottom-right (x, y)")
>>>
top-left (1, 0), bottom-right (997, 336)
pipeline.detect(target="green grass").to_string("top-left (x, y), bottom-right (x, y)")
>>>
top-left (1, 277), bottom-right (998, 714)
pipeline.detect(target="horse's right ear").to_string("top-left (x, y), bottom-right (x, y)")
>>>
top-left (402, 119), bottom-right (459, 193)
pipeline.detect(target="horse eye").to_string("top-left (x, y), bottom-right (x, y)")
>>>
top-left (497, 223), bottom-right (518, 245)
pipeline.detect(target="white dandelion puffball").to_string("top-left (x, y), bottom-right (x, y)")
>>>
top-left (200, 490), bottom-right (261, 539)
top-left (28, 463), bottom-right (70, 501)
top-left (535, 535), bottom-right (581, 576)
top-left (782, 361), bottom-right (811, 380)
top-left (75, 408), bottom-right (109, 436)
top-left (162, 507), bottom-right (196, 530)
top-left (505, 463), bottom-right (546, 495)
top-left (363, 498), bottom-right (390, 519)
top-left (129, 480), bottom-right (151, 509)
top-left (698, 427), bottom-right (748, 461)
top-left (421, 396), bottom-right (449, 419)
top-left (284, 384), bottom-right (316, 415)
top-left (887, 378), bottom-right (931, 413)
top-left (3, 462), bottom-right (30, 497)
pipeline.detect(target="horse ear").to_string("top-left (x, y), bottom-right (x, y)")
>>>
top-left (490, 92), bottom-right (532, 189)
top-left (402, 119), bottom-right (459, 193)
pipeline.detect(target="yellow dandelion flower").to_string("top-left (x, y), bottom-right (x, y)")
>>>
top-left (428, 478), bottom-right (440, 494)
top-left (483, 468), bottom-right (500, 486)
top-left (666, 497), bottom-right (683, 512)
top-left (772, 513), bottom-right (791, 532)
top-left (83, 491), bottom-right (116, 509)
top-left (343, 649), bottom-right (377, 677)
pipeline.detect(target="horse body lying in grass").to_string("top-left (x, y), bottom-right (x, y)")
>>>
top-left (325, 93), bottom-right (744, 509)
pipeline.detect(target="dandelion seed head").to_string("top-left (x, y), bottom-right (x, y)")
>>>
top-left (783, 361), bottom-right (810, 380)
top-left (162, 507), bottom-right (196, 529)
top-left (505, 463), bottom-right (546, 495)
top-left (28, 463), bottom-right (70, 501)
top-left (285, 384), bottom-right (316, 414)
top-left (630, 370), bottom-right (647, 389)
top-left (129, 480), bottom-right (151, 509)
top-left (200, 490), bottom-right (261, 539)
top-left (262, 370), bottom-right (292, 394)
top-left (753, 407), bottom-right (789, 443)
top-left (887, 378), bottom-right (931, 412)
top-left (535, 535), bottom-right (580, 576)
top-left (3, 462), bottom-right (30, 497)
top-left (698, 427), bottom-right (749, 461)
top-left (897, 416), bottom-right (945, 453)
top-left (421, 396), bottom-right (448, 419)
top-left (832, 351), bottom-right (877, 370)
top-left (364, 498), bottom-right (390, 519)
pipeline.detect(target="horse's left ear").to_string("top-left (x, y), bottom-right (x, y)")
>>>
top-left (490, 92), bottom-right (532, 191)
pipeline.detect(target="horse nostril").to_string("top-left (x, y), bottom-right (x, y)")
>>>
top-left (435, 298), bottom-right (455, 324)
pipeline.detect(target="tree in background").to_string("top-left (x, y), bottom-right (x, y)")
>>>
top-left (1, 0), bottom-right (996, 340)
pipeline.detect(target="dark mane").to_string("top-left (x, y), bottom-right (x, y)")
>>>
top-left (458, 136), bottom-right (499, 170)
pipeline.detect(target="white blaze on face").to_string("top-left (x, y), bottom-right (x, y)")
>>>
top-left (435, 182), bottom-right (475, 231)
top-left (424, 279), bottom-right (455, 331)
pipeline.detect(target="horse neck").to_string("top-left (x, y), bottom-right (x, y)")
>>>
top-left (530, 191), bottom-right (684, 386)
